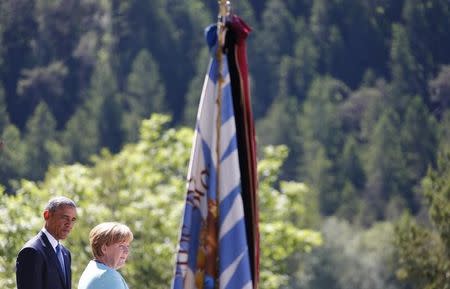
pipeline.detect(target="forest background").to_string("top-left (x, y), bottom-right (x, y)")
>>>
top-left (1, 0), bottom-right (449, 289)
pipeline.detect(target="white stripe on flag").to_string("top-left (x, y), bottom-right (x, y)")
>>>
top-left (220, 194), bottom-right (244, 238)
top-left (219, 151), bottom-right (240, 201)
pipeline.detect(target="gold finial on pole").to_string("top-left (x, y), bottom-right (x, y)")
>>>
top-left (218, 0), bottom-right (231, 24)
top-left (219, 0), bottom-right (227, 21)
top-left (226, 0), bottom-right (231, 17)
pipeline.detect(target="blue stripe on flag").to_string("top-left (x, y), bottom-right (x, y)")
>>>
top-left (223, 253), bottom-right (252, 289)
top-left (185, 209), bottom-right (202, 270)
top-left (220, 133), bottom-right (238, 162)
top-left (221, 83), bottom-right (234, 123)
top-left (219, 184), bottom-right (241, 220)
top-left (201, 138), bottom-right (217, 201)
top-left (209, 59), bottom-right (218, 83)
top-left (219, 218), bottom-right (248, 269)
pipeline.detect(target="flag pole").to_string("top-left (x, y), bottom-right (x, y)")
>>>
top-left (216, 0), bottom-right (227, 169)
top-left (216, 1), bottom-right (227, 159)
top-left (216, 0), bottom-right (225, 178)
top-left (215, 1), bottom-right (228, 286)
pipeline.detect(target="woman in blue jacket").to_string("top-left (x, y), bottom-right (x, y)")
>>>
top-left (78, 222), bottom-right (133, 289)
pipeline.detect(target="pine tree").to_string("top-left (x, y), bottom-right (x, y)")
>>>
top-left (339, 136), bottom-right (366, 190)
top-left (298, 76), bottom-right (349, 214)
top-left (395, 149), bottom-right (450, 289)
top-left (402, 0), bottom-right (450, 97)
top-left (16, 62), bottom-right (68, 127)
top-left (0, 0), bottom-right (36, 129)
top-left (0, 124), bottom-right (27, 192)
top-left (401, 96), bottom-right (438, 211)
top-left (429, 65), bottom-right (450, 117)
top-left (291, 25), bottom-right (319, 101)
top-left (364, 108), bottom-right (407, 219)
top-left (89, 58), bottom-right (123, 153)
top-left (124, 49), bottom-right (166, 142)
top-left (63, 107), bottom-right (99, 163)
top-left (24, 102), bottom-right (59, 180)
top-left (437, 111), bottom-right (450, 159)
top-left (182, 47), bottom-right (210, 126)
top-left (389, 23), bottom-right (421, 98)
top-left (0, 85), bottom-right (9, 132)
top-left (251, 0), bottom-right (295, 117)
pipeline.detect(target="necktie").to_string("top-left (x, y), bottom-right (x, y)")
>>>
top-left (56, 244), bottom-right (66, 280)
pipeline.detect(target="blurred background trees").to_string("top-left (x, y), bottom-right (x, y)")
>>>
top-left (0, 115), bottom-right (322, 289)
top-left (1, 0), bottom-right (449, 288)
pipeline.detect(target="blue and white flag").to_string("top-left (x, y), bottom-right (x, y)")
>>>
top-left (172, 24), bottom-right (253, 289)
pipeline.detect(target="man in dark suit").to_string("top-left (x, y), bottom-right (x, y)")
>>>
top-left (16, 196), bottom-right (78, 289)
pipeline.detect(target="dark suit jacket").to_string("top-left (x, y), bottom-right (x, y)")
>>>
top-left (16, 231), bottom-right (71, 289)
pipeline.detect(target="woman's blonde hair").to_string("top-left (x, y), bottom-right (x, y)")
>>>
top-left (89, 222), bottom-right (133, 259)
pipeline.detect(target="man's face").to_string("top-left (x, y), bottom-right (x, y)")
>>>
top-left (44, 205), bottom-right (77, 240)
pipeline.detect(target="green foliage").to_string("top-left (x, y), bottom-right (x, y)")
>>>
top-left (34, 0), bottom-right (99, 62)
top-left (63, 57), bottom-right (123, 160)
top-left (24, 102), bottom-right (63, 180)
top-left (389, 23), bottom-right (421, 96)
top-left (123, 49), bottom-right (166, 142)
top-left (0, 186), bottom-right (46, 288)
top-left (395, 214), bottom-right (449, 289)
top-left (364, 108), bottom-right (407, 219)
top-left (334, 136), bottom-right (366, 221)
top-left (0, 124), bottom-right (27, 190)
top-left (291, 23), bottom-right (319, 98)
top-left (1, 1), bottom-right (447, 233)
top-left (339, 136), bottom-right (365, 190)
top-left (297, 76), bottom-right (349, 214)
top-left (16, 61), bottom-right (68, 123)
top-left (310, 0), bottom-right (346, 76)
top-left (0, 85), bottom-right (8, 131)
top-left (299, 217), bottom-right (401, 289)
top-left (258, 145), bottom-right (322, 289)
top-left (429, 65), bottom-right (450, 117)
top-left (401, 96), bottom-right (438, 193)
top-left (438, 111), bottom-right (450, 154)
top-left (1, 2), bottom-right (449, 286)
top-left (401, 0), bottom-right (450, 96)
top-left (394, 150), bottom-right (450, 289)
top-left (62, 107), bottom-right (99, 163)
top-left (0, 115), bottom-right (322, 289)
top-left (251, 0), bottom-right (295, 116)
top-left (182, 47), bottom-right (210, 126)
top-left (256, 83), bottom-right (299, 147)
top-left (92, 59), bottom-right (123, 153)
top-left (423, 152), bottom-right (450, 254)
top-left (359, 83), bottom-right (386, 141)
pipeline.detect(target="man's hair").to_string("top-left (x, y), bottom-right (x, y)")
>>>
top-left (45, 196), bottom-right (77, 212)
top-left (89, 222), bottom-right (133, 259)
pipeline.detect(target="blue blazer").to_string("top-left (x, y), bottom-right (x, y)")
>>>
top-left (16, 231), bottom-right (72, 289)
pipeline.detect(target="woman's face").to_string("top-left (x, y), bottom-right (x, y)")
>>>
top-left (101, 240), bottom-right (131, 269)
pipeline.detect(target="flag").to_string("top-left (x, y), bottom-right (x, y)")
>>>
top-left (172, 16), bottom-right (258, 289)
top-left (225, 16), bottom-right (259, 288)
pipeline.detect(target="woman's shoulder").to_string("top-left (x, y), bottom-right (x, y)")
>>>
top-left (78, 261), bottom-right (125, 289)
top-left (98, 267), bottom-right (123, 283)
